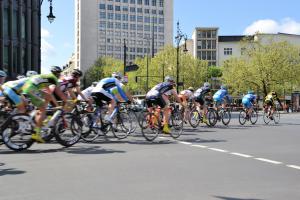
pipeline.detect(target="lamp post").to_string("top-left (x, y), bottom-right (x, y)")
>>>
top-left (144, 37), bottom-right (151, 91)
top-left (41, 0), bottom-right (56, 23)
top-left (123, 39), bottom-right (127, 76)
top-left (175, 21), bottom-right (187, 92)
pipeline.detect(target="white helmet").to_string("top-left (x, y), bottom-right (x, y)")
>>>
top-left (26, 70), bottom-right (38, 77)
top-left (0, 70), bottom-right (7, 77)
top-left (17, 75), bottom-right (26, 80)
top-left (112, 72), bottom-right (122, 80)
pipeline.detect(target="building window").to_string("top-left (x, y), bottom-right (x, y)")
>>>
top-left (137, 0), bottom-right (142, 4)
top-left (99, 4), bottom-right (106, 9)
top-left (137, 16), bottom-right (143, 22)
top-left (122, 14), bottom-right (128, 21)
top-left (144, 9), bottom-right (150, 14)
top-left (107, 22), bottom-right (114, 28)
top-left (99, 21), bottom-right (106, 29)
top-left (130, 24), bottom-right (136, 30)
top-left (144, 0), bottom-right (150, 5)
top-left (115, 13), bottom-right (121, 20)
top-left (21, 12), bottom-right (26, 39)
top-left (159, 10), bottom-right (164, 15)
top-left (152, 9), bottom-right (157, 14)
top-left (130, 15), bottom-right (136, 22)
top-left (3, 8), bottom-right (9, 37)
top-left (137, 24), bottom-right (143, 31)
top-left (144, 25), bottom-right (150, 31)
top-left (123, 23), bottom-right (129, 30)
top-left (144, 16), bottom-right (150, 23)
top-left (13, 10), bottom-right (18, 38)
top-left (100, 12), bottom-right (106, 19)
top-left (108, 13), bottom-right (114, 19)
top-left (115, 22), bottom-right (121, 29)
top-left (130, 0), bottom-right (136, 3)
top-left (137, 8), bottom-right (143, 13)
top-left (123, 6), bottom-right (128, 12)
top-left (159, 0), bottom-right (164, 7)
top-left (115, 6), bottom-right (121, 11)
top-left (159, 18), bottom-right (164, 24)
top-left (130, 7), bottom-right (136, 12)
top-left (158, 26), bottom-right (164, 33)
top-left (115, 0), bottom-right (121, 2)
top-left (224, 48), bottom-right (232, 55)
top-left (107, 5), bottom-right (113, 10)
top-left (123, 0), bottom-right (128, 3)
top-left (3, 46), bottom-right (9, 66)
top-left (152, 0), bottom-right (156, 6)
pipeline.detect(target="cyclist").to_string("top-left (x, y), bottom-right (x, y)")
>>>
top-left (242, 90), bottom-right (257, 119)
top-left (179, 87), bottom-right (194, 123)
top-left (22, 66), bottom-right (68, 143)
top-left (77, 81), bottom-right (98, 112)
top-left (0, 70), bottom-right (7, 86)
top-left (264, 91), bottom-right (283, 120)
top-left (91, 72), bottom-right (129, 123)
top-left (56, 69), bottom-right (87, 102)
top-left (2, 76), bottom-right (29, 113)
top-left (145, 76), bottom-right (182, 134)
top-left (213, 85), bottom-right (230, 109)
top-left (194, 82), bottom-right (212, 123)
top-left (110, 72), bottom-right (133, 103)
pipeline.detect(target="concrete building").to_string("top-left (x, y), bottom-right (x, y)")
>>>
top-left (189, 28), bottom-right (300, 66)
top-left (62, 53), bottom-right (76, 76)
top-left (0, 0), bottom-right (41, 78)
top-left (75, 0), bottom-right (173, 74)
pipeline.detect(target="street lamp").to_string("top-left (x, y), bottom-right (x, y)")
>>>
top-left (41, 0), bottom-right (56, 23)
top-left (175, 21), bottom-right (188, 92)
top-left (144, 37), bottom-right (151, 91)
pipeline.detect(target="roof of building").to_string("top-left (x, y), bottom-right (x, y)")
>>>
top-left (218, 35), bottom-right (254, 42)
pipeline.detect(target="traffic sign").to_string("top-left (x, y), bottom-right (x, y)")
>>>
top-left (125, 64), bottom-right (139, 72)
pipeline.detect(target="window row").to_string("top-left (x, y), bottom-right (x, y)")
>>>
top-left (197, 30), bottom-right (217, 39)
top-left (224, 48), bottom-right (232, 55)
top-left (197, 40), bottom-right (217, 49)
top-left (100, 4), bottom-right (164, 13)
top-left (104, 0), bottom-right (164, 7)
top-left (99, 30), bottom-right (165, 40)
top-left (197, 51), bottom-right (217, 61)
top-left (100, 13), bottom-right (164, 24)
top-left (99, 22), bottom-right (164, 32)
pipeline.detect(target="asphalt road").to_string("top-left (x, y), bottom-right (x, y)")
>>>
top-left (1, 112), bottom-right (300, 200)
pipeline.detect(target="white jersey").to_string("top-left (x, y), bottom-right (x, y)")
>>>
top-left (77, 86), bottom-right (94, 100)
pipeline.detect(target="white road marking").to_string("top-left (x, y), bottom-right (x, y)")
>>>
top-left (208, 148), bottom-right (228, 153)
top-left (255, 158), bottom-right (282, 165)
top-left (230, 152), bottom-right (253, 158)
top-left (287, 165), bottom-right (300, 170)
top-left (179, 141), bottom-right (192, 145)
top-left (191, 145), bottom-right (208, 148)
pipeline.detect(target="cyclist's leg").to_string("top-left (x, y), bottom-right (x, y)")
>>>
top-left (3, 87), bottom-right (26, 113)
top-left (160, 95), bottom-right (170, 133)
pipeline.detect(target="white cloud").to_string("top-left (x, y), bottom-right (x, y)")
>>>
top-left (243, 18), bottom-right (300, 35)
top-left (41, 28), bottom-right (55, 73)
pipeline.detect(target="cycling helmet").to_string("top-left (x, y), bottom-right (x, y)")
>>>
top-left (221, 85), bottom-right (227, 90)
top-left (188, 87), bottom-right (194, 92)
top-left (50, 66), bottom-right (62, 73)
top-left (92, 81), bottom-right (98, 87)
top-left (26, 70), bottom-right (38, 77)
top-left (17, 75), bottom-right (26, 80)
top-left (112, 72), bottom-right (122, 80)
top-left (248, 90), bottom-right (254, 94)
top-left (72, 69), bottom-right (83, 77)
top-left (0, 70), bottom-right (7, 77)
top-left (165, 76), bottom-right (174, 83)
top-left (203, 82), bottom-right (211, 88)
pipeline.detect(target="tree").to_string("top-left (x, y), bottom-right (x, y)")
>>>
top-left (222, 39), bottom-right (300, 96)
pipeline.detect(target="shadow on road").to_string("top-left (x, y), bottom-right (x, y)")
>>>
top-left (64, 145), bottom-right (126, 155)
top-left (0, 163), bottom-right (26, 177)
top-left (214, 196), bottom-right (264, 200)
top-left (183, 138), bottom-right (227, 144)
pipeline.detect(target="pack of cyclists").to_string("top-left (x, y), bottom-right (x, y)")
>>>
top-left (0, 66), bottom-right (285, 145)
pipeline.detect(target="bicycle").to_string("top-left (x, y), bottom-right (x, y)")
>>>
top-left (141, 103), bottom-right (183, 141)
top-left (263, 105), bottom-right (280, 124)
top-left (238, 107), bottom-right (258, 125)
top-left (208, 105), bottom-right (231, 126)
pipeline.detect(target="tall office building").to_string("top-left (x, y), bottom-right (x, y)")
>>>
top-left (75, 0), bottom-right (173, 74)
top-left (0, 0), bottom-right (41, 78)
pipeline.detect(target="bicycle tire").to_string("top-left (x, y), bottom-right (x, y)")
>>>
top-left (221, 110), bottom-right (231, 126)
top-left (112, 112), bottom-right (131, 139)
top-left (273, 110), bottom-right (280, 124)
top-left (141, 112), bottom-right (160, 141)
top-left (263, 111), bottom-right (271, 124)
top-left (170, 110), bottom-right (183, 139)
top-left (208, 108), bottom-right (217, 127)
top-left (54, 113), bottom-right (82, 147)
top-left (1, 113), bottom-right (34, 151)
top-left (250, 110), bottom-right (258, 125)
top-left (238, 110), bottom-right (247, 125)
top-left (188, 108), bottom-right (201, 128)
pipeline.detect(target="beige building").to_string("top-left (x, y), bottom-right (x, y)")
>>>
top-left (189, 28), bottom-right (300, 66)
top-left (62, 53), bottom-right (76, 76)
top-left (75, 0), bottom-right (173, 74)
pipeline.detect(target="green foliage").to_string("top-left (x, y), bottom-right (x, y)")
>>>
top-left (222, 39), bottom-right (300, 96)
top-left (208, 66), bottom-right (222, 78)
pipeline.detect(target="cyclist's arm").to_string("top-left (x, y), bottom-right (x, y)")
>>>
top-left (75, 86), bottom-right (88, 101)
top-left (54, 84), bottom-right (68, 103)
top-left (171, 89), bottom-right (182, 104)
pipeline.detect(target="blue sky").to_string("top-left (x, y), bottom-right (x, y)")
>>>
top-left (41, 0), bottom-right (300, 72)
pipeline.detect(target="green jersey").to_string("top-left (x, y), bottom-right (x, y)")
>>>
top-left (26, 74), bottom-right (58, 90)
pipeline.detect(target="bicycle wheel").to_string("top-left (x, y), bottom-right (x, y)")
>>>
top-left (208, 108), bottom-right (217, 127)
top-left (127, 110), bottom-right (138, 134)
top-left (54, 113), bottom-right (82, 147)
top-left (250, 110), bottom-right (258, 125)
top-left (263, 111), bottom-right (271, 124)
top-left (141, 112), bottom-right (160, 141)
top-left (170, 110), bottom-right (183, 139)
top-left (273, 110), bottom-right (280, 124)
top-left (188, 108), bottom-right (201, 128)
top-left (221, 110), bottom-right (231, 126)
top-left (238, 110), bottom-right (247, 125)
top-left (112, 112), bottom-right (131, 139)
top-left (80, 113), bottom-right (104, 142)
top-left (1, 114), bottom-right (34, 151)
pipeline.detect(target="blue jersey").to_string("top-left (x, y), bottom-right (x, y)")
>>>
top-left (3, 78), bottom-right (29, 93)
top-left (213, 89), bottom-right (228, 101)
top-left (242, 94), bottom-right (256, 103)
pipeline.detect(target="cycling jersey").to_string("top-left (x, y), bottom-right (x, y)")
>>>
top-left (23, 74), bottom-right (58, 90)
top-left (146, 82), bottom-right (174, 97)
top-left (179, 90), bottom-right (193, 100)
top-left (3, 78), bottom-right (28, 93)
top-left (2, 78), bottom-right (29, 106)
top-left (194, 86), bottom-right (211, 98)
top-left (242, 94), bottom-right (256, 108)
top-left (213, 89), bottom-right (228, 102)
top-left (264, 92), bottom-right (281, 108)
top-left (59, 76), bottom-right (79, 93)
top-left (77, 86), bottom-right (94, 100)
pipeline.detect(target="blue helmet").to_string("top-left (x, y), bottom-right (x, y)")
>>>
top-left (248, 90), bottom-right (254, 94)
top-left (221, 85), bottom-right (227, 90)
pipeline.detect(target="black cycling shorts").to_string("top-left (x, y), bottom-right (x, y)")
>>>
top-left (91, 92), bottom-right (112, 107)
top-left (145, 95), bottom-right (166, 108)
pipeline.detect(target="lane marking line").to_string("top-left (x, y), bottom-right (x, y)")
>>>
top-left (179, 141), bottom-right (192, 145)
top-left (255, 158), bottom-right (282, 165)
top-left (287, 165), bottom-right (300, 170)
top-left (230, 152), bottom-right (253, 158)
top-left (191, 145), bottom-right (208, 148)
top-left (208, 148), bottom-right (228, 153)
